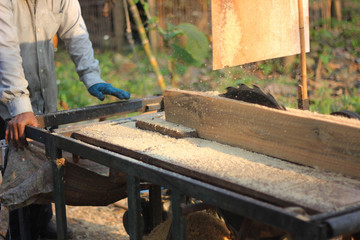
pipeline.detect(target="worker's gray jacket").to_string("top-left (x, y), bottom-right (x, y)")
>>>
top-left (0, 0), bottom-right (105, 120)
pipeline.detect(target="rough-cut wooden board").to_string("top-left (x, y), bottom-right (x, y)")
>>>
top-left (73, 119), bottom-right (360, 213)
top-left (164, 89), bottom-right (360, 179)
top-left (135, 112), bottom-right (198, 138)
top-left (212, 0), bottom-right (310, 69)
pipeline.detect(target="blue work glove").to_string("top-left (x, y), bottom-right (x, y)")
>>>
top-left (88, 83), bottom-right (130, 101)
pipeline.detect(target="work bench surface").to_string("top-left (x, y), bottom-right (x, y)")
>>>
top-left (71, 114), bottom-right (360, 216)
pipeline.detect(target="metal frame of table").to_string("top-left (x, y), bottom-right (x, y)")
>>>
top-left (24, 97), bottom-right (360, 240)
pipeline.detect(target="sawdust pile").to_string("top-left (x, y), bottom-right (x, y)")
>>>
top-left (62, 204), bottom-right (129, 240)
top-left (143, 211), bottom-right (231, 240)
top-left (77, 120), bottom-right (360, 212)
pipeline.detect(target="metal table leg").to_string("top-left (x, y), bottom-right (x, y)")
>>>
top-left (149, 185), bottom-right (162, 229)
top-left (127, 175), bottom-right (142, 240)
top-left (47, 135), bottom-right (67, 240)
top-left (237, 218), bottom-right (253, 240)
top-left (18, 207), bottom-right (30, 240)
top-left (171, 191), bottom-right (186, 240)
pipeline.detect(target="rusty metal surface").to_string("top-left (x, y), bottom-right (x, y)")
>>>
top-left (23, 98), bottom-right (360, 240)
top-left (36, 96), bottom-right (163, 128)
top-left (25, 122), bottom-right (360, 239)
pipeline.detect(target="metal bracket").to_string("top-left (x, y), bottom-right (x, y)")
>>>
top-left (0, 139), bottom-right (9, 175)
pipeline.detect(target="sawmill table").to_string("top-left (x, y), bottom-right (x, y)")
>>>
top-left (24, 97), bottom-right (360, 240)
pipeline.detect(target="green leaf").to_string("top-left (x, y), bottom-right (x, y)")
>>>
top-left (174, 62), bottom-right (189, 76)
top-left (175, 23), bottom-right (209, 63)
top-left (170, 44), bottom-right (197, 66)
top-left (166, 23), bottom-right (177, 32)
top-left (319, 54), bottom-right (331, 65)
top-left (167, 30), bottom-right (184, 41)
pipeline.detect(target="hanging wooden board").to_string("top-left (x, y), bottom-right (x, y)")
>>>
top-left (212, 0), bottom-right (310, 70)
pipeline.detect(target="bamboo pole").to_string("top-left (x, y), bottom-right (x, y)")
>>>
top-left (123, 0), bottom-right (135, 47)
top-left (127, 0), bottom-right (166, 91)
top-left (297, 0), bottom-right (309, 110)
top-left (144, 0), bottom-right (158, 51)
top-left (123, 0), bottom-right (148, 95)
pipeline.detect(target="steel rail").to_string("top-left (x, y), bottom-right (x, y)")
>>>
top-left (35, 96), bottom-right (163, 128)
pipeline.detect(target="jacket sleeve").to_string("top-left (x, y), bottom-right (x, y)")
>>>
top-left (0, 0), bottom-right (33, 118)
top-left (57, 0), bottom-right (105, 89)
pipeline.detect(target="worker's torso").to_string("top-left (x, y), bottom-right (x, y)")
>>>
top-left (12, 0), bottom-right (64, 114)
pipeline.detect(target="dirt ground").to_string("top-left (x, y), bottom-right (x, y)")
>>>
top-left (58, 199), bottom-right (130, 240)
top-left (61, 200), bottom-right (234, 240)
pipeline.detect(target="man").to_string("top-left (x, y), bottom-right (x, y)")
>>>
top-left (0, 0), bottom-right (130, 238)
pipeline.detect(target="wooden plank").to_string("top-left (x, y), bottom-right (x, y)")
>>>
top-left (135, 113), bottom-right (198, 138)
top-left (212, 0), bottom-right (310, 69)
top-left (72, 120), bottom-right (360, 213)
top-left (163, 89), bottom-right (360, 179)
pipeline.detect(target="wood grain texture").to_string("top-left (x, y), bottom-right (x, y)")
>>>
top-left (164, 89), bottom-right (360, 179)
top-left (212, 0), bottom-right (310, 69)
top-left (135, 112), bottom-right (198, 138)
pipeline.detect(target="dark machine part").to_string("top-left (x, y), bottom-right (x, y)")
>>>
top-left (218, 209), bottom-right (287, 240)
top-left (326, 211), bottom-right (360, 238)
top-left (123, 198), bottom-right (147, 236)
top-left (219, 84), bottom-right (286, 110)
top-left (123, 197), bottom-right (168, 235)
top-left (0, 139), bottom-right (8, 175)
top-left (330, 110), bottom-right (360, 120)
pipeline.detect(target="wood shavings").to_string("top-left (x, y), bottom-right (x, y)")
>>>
top-left (77, 120), bottom-right (360, 212)
top-left (144, 211), bottom-right (231, 240)
top-left (56, 158), bottom-right (66, 167)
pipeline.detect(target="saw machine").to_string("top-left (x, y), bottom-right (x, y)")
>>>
top-left (23, 93), bottom-right (360, 240)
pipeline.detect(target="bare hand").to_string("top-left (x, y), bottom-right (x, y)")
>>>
top-left (5, 112), bottom-right (38, 150)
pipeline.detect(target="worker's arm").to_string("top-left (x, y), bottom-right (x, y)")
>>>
top-left (57, 0), bottom-right (130, 100)
top-left (0, 0), bottom-right (37, 149)
top-left (5, 112), bottom-right (38, 150)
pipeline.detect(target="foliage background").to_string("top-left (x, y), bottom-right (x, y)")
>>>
top-left (55, 0), bottom-right (360, 115)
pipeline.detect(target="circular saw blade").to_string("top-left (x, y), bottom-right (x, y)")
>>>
top-left (219, 84), bottom-right (286, 110)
